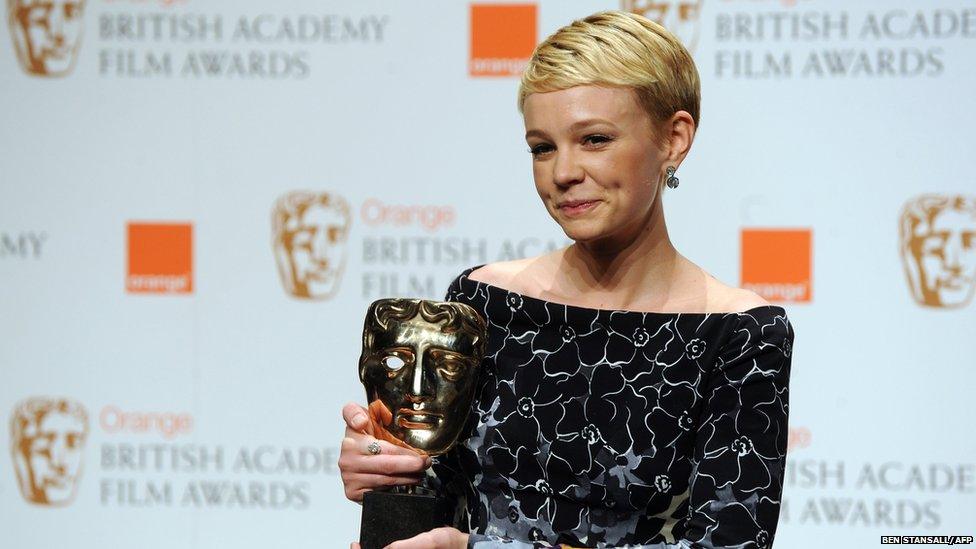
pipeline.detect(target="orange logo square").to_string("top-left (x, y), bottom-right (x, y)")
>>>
top-left (740, 228), bottom-right (812, 303)
top-left (126, 223), bottom-right (193, 294)
top-left (469, 4), bottom-right (537, 77)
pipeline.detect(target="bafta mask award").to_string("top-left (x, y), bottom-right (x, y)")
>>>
top-left (357, 298), bottom-right (487, 549)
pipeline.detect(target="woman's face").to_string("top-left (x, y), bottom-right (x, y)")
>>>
top-left (523, 85), bottom-right (668, 245)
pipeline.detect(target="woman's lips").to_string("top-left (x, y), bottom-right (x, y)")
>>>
top-left (558, 200), bottom-right (600, 217)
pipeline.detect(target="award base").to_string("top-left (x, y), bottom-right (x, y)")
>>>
top-left (359, 487), bottom-right (452, 549)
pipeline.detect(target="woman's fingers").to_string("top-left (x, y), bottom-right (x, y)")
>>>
top-left (339, 443), bottom-right (429, 475)
top-left (341, 436), bottom-right (431, 460)
top-left (338, 402), bottom-right (433, 503)
top-left (342, 402), bottom-right (371, 434)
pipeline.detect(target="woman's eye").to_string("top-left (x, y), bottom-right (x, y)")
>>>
top-left (529, 144), bottom-right (554, 156)
top-left (583, 134), bottom-right (612, 146)
top-left (382, 355), bottom-right (406, 371)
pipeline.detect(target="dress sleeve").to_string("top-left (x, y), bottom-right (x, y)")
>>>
top-left (680, 309), bottom-right (793, 548)
top-left (469, 311), bottom-right (793, 549)
top-left (443, 271), bottom-right (465, 303)
top-left (468, 533), bottom-right (554, 548)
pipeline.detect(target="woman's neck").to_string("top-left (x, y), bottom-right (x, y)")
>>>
top-left (551, 198), bottom-right (687, 309)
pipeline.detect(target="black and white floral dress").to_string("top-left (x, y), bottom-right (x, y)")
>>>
top-left (431, 266), bottom-right (794, 548)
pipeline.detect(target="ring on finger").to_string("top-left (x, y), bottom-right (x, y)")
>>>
top-left (366, 441), bottom-right (382, 455)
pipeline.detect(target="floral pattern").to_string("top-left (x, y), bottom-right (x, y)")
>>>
top-left (430, 267), bottom-right (794, 549)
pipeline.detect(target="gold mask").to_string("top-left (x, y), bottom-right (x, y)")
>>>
top-left (10, 397), bottom-right (89, 506)
top-left (359, 299), bottom-right (487, 456)
top-left (899, 194), bottom-right (976, 308)
top-left (272, 191), bottom-right (351, 300)
top-left (8, 0), bottom-right (87, 77)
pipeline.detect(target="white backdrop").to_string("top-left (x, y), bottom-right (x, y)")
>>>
top-left (2, 1), bottom-right (974, 547)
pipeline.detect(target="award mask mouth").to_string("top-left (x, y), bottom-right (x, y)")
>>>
top-left (396, 408), bottom-right (443, 430)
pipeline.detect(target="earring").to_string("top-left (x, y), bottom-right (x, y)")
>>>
top-left (665, 166), bottom-right (679, 189)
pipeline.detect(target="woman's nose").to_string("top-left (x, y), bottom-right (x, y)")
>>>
top-left (552, 150), bottom-right (584, 188)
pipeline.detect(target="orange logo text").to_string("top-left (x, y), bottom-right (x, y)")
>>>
top-left (740, 228), bottom-right (812, 303)
top-left (360, 199), bottom-right (456, 233)
top-left (126, 222), bottom-right (193, 294)
top-left (99, 405), bottom-right (193, 439)
top-left (469, 4), bottom-right (536, 77)
top-left (787, 426), bottom-right (811, 451)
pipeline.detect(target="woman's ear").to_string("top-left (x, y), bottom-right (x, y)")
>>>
top-left (665, 110), bottom-right (696, 168)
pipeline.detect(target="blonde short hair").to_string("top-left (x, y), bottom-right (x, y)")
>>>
top-left (519, 11), bottom-right (701, 138)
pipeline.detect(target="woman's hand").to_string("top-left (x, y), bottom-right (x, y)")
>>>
top-left (338, 402), bottom-right (431, 502)
top-left (384, 526), bottom-right (469, 548)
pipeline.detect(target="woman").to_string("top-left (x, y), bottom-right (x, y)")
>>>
top-left (340, 10), bottom-right (793, 549)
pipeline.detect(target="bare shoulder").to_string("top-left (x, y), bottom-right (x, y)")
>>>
top-left (703, 274), bottom-right (771, 313)
top-left (468, 259), bottom-right (528, 287)
top-left (468, 252), bottom-right (561, 293)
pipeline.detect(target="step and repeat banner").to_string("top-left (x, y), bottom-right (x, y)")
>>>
top-left (1, 0), bottom-right (974, 547)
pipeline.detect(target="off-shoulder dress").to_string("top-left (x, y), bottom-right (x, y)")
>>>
top-left (430, 266), bottom-right (794, 549)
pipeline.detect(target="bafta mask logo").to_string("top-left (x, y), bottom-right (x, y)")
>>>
top-left (272, 191), bottom-right (352, 300)
top-left (359, 299), bottom-right (487, 455)
top-left (622, 0), bottom-right (703, 53)
top-left (7, 0), bottom-right (87, 77)
top-left (10, 397), bottom-right (89, 506)
top-left (899, 194), bottom-right (976, 308)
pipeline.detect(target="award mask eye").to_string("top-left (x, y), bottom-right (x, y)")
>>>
top-left (383, 355), bottom-right (406, 371)
top-left (434, 353), bottom-right (466, 381)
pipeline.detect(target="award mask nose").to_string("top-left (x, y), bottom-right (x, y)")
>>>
top-left (410, 350), bottom-right (435, 400)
